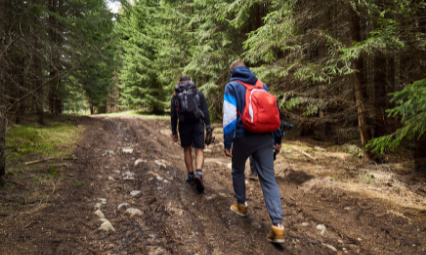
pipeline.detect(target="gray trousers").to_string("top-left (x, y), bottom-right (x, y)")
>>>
top-left (232, 134), bottom-right (283, 224)
top-left (249, 155), bottom-right (257, 174)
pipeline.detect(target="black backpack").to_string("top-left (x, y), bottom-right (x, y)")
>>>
top-left (174, 80), bottom-right (204, 123)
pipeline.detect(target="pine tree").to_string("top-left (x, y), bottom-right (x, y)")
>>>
top-left (116, 0), bottom-right (167, 112)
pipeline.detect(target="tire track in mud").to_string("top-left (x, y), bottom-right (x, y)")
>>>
top-left (16, 115), bottom-right (425, 255)
top-left (69, 116), bottom-right (301, 255)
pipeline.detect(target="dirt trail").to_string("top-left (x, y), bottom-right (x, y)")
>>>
top-left (2, 115), bottom-right (426, 254)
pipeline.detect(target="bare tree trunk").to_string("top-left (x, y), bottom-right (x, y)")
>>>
top-left (35, 43), bottom-right (44, 124)
top-left (14, 56), bottom-right (25, 124)
top-left (415, 136), bottom-right (426, 173)
top-left (32, 0), bottom-right (44, 124)
top-left (0, 0), bottom-right (6, 178)
top-left (349, 7), bottom-right (374, 160)
top-left (374, 52), bottom-right (387, 138)
top-left (49, 0), bottom-right (60, 117)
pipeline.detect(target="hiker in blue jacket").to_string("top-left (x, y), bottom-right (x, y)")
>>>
top-left (223, 60), bottom-right (285, 243)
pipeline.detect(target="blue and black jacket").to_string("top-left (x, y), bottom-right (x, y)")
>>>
top-left (222, 66), bottom-right (282, 149)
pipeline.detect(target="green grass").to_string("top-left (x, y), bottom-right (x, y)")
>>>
top-left (100, 110), bottom-right (169, 118)
top-left (6, 120), bottom-right (83, 166)
top-left (359, 172), bottom-right (376, 185)
top-left (46, 167), bottom-right (58, 176)
top-left (72, 180), bottom-right (84, 187)
top-left (329, 176), bottom-right (339, 181)
top-left (281, 143), bottom-right (314, 153)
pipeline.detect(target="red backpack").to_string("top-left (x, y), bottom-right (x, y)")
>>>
top-left (235, 79), bottom-right (280, 133)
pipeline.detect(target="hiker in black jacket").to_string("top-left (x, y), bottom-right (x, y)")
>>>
top-left (171, 76), bottom-right (211, 193)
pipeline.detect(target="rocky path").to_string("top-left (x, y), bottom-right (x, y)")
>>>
top-left (2, 115), bottom-right (426, 254)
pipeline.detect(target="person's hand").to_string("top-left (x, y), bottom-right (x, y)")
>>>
top-left (172, 134), bottom-right (178, 142)
top-left (274, 144), bottom-right (282, 152)
top-left (224, 149), bottom-right (233, 158)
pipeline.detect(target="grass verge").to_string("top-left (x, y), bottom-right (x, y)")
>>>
top-left (100, 110), bottom-right (169, 118)
top-left (1, 117), bottom-right (84, 216)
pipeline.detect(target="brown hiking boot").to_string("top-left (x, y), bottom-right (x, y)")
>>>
top-left (266, 225), bottom-right (285, 243)
top-left (230, 203), bottom-right (248, 217)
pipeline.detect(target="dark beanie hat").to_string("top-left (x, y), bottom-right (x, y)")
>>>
top-left (180, 75), bottom-right (190, 81)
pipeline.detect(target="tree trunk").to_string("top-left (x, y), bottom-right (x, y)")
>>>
top-left (49, 0), bottom-right (60, 117)
top-left (374, 52), bottom-right (387, 138)
top-left (349, 7), bottom-right (374, 160)
top-left (34, 40), bottom-right (44, 124)
top-left (415, 135), bottom-right (426, 173)
top-left (0, 0), bottom-right (6, 178)
top-left (300, 123), bottom-right (315, 137)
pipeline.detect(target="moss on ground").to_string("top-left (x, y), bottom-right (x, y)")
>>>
top-left (6, 120), bottom-right (84, 166)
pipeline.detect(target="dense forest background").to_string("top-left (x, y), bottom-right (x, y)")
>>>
top-left (1, 0), bottom-right (426, 177)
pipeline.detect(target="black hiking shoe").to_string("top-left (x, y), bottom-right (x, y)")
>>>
top-left (248, 172), bottom-right (258, 180)
top-left (186, 173), bottom-right (195, 185)
top-left (194, 172), bottom-right (204, 193)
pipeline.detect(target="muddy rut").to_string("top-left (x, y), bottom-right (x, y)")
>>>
top-left (3, 116), bottom-right (426, 255)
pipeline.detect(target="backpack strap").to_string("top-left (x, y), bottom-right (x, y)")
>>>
top-left (173, 92), bottom-right (178, 113)
top-left (232, 79), bottom-right (264, 89)
top-left (233, 79), bottom-right (264, 119)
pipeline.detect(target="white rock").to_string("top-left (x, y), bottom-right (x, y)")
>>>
top-left (130, 190), bottom-right (141, 197)
top-left (357, 238), bottom-right (362, 241)
top-left (105, 150), bottom-right (115, 155)
top-left (113, 170), bottom-right (120, 174)
top-left (123, 171), bottom-right (135, 180)
top-left (155, 159), bottom-right (168, 168)
top-left (227, 163), bottom-right (232, 170)
top-left (94, 203), bottom-right (102, 209)
top-left (108, 176), bottom-right (115, 181)
top-left (316, 224), bottom-right (326, 236)
top-left (156, 176), bottom-right (163, 181)
top-left (122, 148), bottom-right (133, 153)
top-left (126, 208), bottom-right (143, 217)
top-left (98, 198), bottom-right (107, 204)
top-left (204, 149), bottom-right (212, 153)
top-left (315, 146), bottom-right (326, 152)
top-left (163, 179), bottom-right (169, 183)
top-left (94, 209), bottom-right (105, 219)
top-left (148, 177), bottom-right (154, 181)
top-left (322, 243), bottom-right (337, 252)
top-left (99, 220), bottom-right (115, 232)
top-left (148, 247), bottom-right (166, 255)
top-left (134, 159), bottom-right (147, 167)
top-left (117, 203), bottom-right (129, 210)
top-left (302, 222), bottom-right (310, 227)
top-left (344, 206), bottom-right (350, 210)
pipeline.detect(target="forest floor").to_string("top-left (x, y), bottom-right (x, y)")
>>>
top-left (1, 115), bottom-right (426, 255)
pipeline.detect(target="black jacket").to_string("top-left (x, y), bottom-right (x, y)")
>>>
top-left (171, 80), bottom-right (211, 135)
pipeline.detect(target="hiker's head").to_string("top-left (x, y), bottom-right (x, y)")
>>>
top-left (180, 75), bottom-right (191, 82)
top-left (230, 60), bottom-right (245, 74)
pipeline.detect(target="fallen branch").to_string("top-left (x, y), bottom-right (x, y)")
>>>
top-left (294, 148), bottom-right (317, 161)
top-left (24, 157), bottom-right (75, 165)
top-left (22, 221), bottom-right (35, 229)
